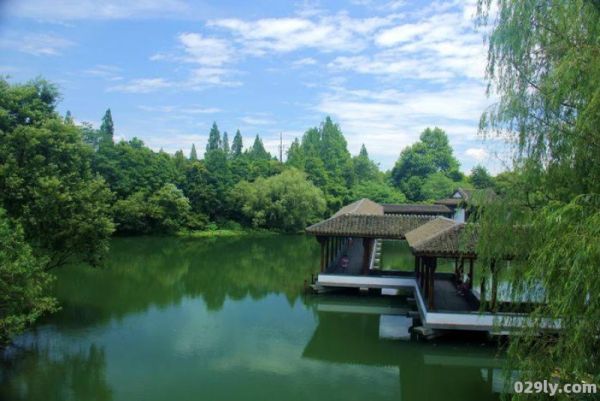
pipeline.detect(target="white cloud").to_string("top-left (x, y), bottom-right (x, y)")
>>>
top-left (316, 83), bottom-right (490, 166)
top-left (0, 32), bottom-right (74, 56)
top-left (178, 33), bottom-right (233, 67)
top-left (208, 13), bottom-right (397, 55)
top-left (108, 78), bottom-right (173, 93)
top-left (293, 57), bottom-right (318, 66)
top-left (330, 6), bottom-right (487, 82)
top-left (7, 0), bottom-right (189, 20)
top-left (84, 64), bottom-right (123, 81)
top-left (138, 105), bottom-right (221, 114)
top-left (240, 116), bottom-right (274, 126)
top-left (465, 147), bottom-right (489, 162)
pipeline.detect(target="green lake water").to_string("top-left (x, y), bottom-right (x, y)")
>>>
top-left (0, 235), bottom-right (503, 401)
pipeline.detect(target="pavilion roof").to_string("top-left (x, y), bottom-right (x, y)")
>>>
top-left (434, 197), bottom-right (462, 207)
top-left (405, 217), bottom-right (478, 257)
top-left (306, 214), bottom-right (435, 238)
top-left (382, 203), bottom-right (452, 215)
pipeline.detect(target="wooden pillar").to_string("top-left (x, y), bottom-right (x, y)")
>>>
top-left (317, 236), bottom-right (326, 272)
top-left (423, 258), bottom-right (429, 298)
top-left (468, 258), bottom-right (474, 289)
top-left (428, 258), bottom-right (437, 310)
top-left (329, 237), bottom-right (334, 264)
top-left (414, 256), bottom-right (420, 277)
top-left (325, 237), bottom-right (330, 270)
top-left (362, 238), bottom-right (373, 275)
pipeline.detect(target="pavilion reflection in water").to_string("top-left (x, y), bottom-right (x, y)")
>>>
top-left (302, 309), bottom-right (508, 400)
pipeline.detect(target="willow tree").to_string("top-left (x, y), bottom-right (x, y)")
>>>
top-left (476, 1), bottom-right (600, 398)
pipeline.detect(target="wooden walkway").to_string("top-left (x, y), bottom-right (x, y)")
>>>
top-left (432, 275), bottom-right (479, 312)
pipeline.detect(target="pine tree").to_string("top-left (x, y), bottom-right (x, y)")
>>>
top-left (359, 144), bottom-right (368, 158)
top-left (206, 122), bottom-right (221, 153)
top-left (286, 138), bottom-right (305, 168)
top-left (190, 144), bottom-right (198, 161)
top-left (64, 110), bottom-right (74, 125)
top-left (231, 129), bottom-right (243, 157)
top-left (249, 135), bottom-right (270, 159)
top-left (222, 131), bottom-right (230, 154)
top-left (99, 108), bottom-right (114, 144)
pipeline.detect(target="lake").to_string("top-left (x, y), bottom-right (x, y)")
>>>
top-left (0, 235), bottom-right (503, 401)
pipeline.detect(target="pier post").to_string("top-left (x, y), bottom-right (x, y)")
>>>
top-left (317, 236), bottom-right (326, 272)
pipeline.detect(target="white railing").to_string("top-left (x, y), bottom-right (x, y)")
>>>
top-left (369, 238), bottom-right (379, 270)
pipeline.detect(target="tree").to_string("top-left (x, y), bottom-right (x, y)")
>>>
top-left (353, 144), bottom-right (379, 182)
top-left (420, 172), bottom-right (456, 201)
top-left (231, 129), bottom-right (243, 157)
top-left (113, 184), bottom-right (192, 234)
top-left (99, 108), bottom-right (114, 144)
top-left (206, 122), bottom-right (221, 153)
top-left (147, 183), bottom-right (191, 233)
top-left (469, 165), bottom-right (494, 189)
top-left (0, 79), bottom-right (114, 270)
top-left (190, 144), bottom-right (198, 161)
top-left (222, 131), bottom-right (230, 154)
top-left (0, 78), bottom-right (59, 133)
top-left (391, 127), bottom-right (461, 201)
top-left (232, 169), bottom-right (326, 232)
top-left (350, 181), bottom-right (406, 204)
top-left (476, 1), bottom-right (600, 396)
top-left (0, 209), bottom-right (57, 344)
top-left (248, 134), bottom-right (270, 160)
top-left (286, 138), bottom-right (304, 169)
top-left (64, 110), bottom-right (74, 125)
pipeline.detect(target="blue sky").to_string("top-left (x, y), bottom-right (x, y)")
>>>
top-left (0, 0), bottom-right (507, 173)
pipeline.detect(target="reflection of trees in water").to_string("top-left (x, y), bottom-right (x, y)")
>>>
top-left (0, 344), bottom-right (111, 401)
top-left (49, 235), bottom-right (319, 329)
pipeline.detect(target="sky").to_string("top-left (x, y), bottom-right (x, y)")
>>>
top-left (0, 0), bottom-right (509, 173)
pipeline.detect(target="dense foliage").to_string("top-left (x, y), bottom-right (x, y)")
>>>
top-left (391, 127), bottom-right (468, 201)
top-left (0, 209), bottom-right (57, 345)
top-left (476, 0), bottom-right (600, 398)
top-left (232, 169), bottom-right (326, 232)
top-left (0, 79), bottom-right (114, 270)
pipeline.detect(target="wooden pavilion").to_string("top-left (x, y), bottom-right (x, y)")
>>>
top-left (305, 199), bottom-right (432, 275)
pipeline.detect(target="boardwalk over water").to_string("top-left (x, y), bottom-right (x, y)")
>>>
top-left (322, 238), bottom-right (478, 313)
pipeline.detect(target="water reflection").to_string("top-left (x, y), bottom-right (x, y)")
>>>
top-left (1, 345), bottom-right (111, 401)
top-left (49, 235), bottom-right (319, 330)
top-left (0, 236), bottom-right (506, 401)
top-left (303, 311), bottom-right (503, 400)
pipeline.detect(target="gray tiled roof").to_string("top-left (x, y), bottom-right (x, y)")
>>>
top-left (382, 203), bottom-right (452, 215)
top-left (306, 214), bottom-right (434, 238)
top-left (405, 217), bottom-right (478, 257)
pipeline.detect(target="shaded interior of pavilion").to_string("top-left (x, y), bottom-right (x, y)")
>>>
top-left (306, 198), bottom-right (518, 314)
